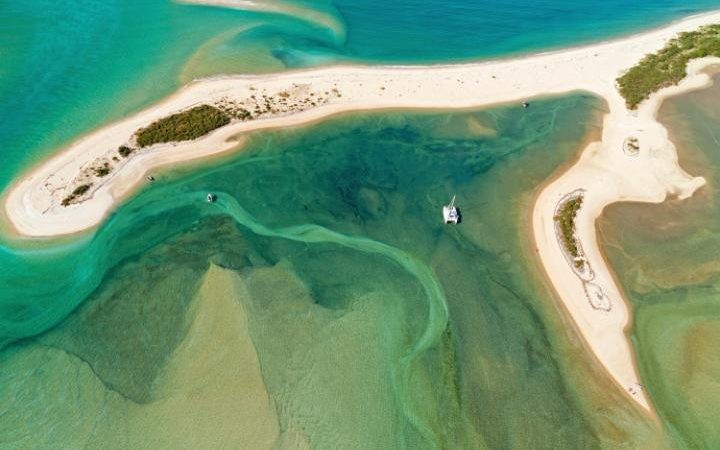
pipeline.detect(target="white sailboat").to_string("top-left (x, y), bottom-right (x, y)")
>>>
top-left (443, 195), bottom-right (460, 224)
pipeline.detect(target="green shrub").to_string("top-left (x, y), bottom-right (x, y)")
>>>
top-left (233, 108), bottom-right (252, 121)
top-left (61, 183), bottom-right (93, 207)
top-left (135, 105), bottom-right (230, 147)
top-left (93, 162), bottom-right (111, 177)
top-left (554, 196), bottom-right (583, 261)
top-left (72, 184), bottom-right (91, 196)
top-left (118, 145), bottom-right (134, 157)
top-left (94, 167), bottom-right (110, 177)
top-left (617, 24), bottom-right (720, 109)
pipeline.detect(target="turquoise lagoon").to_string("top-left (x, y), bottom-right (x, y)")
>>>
top-left (2, 0), bottom-right (720, 448)
top-left (599, 74), bottom-right (720, 449)
top-left (1, 96), bottom-right (665, 448)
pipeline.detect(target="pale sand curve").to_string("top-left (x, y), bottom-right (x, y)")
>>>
top-left (5, 10), bottom-right (720, 411)
top-left (176, 0), bottom-right (347, 41)
top-left (532, 57), bottom-right (720, 412)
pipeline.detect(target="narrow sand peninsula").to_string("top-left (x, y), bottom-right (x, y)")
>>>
top-left (6, 11), bottom-right (720, 411)
top-left (532, 56), bottom-right (719, 412)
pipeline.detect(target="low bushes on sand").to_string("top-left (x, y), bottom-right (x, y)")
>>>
top-left (617, 24), bottom-right (720, 109)
top-left (135, 105), bottom-right (231, 147)
top-left (118, 145), bottom-right (134, 157)
top-left (61, 183), bottom-right (93, 207)
top-left (554, 196), bottom-right (583, 267)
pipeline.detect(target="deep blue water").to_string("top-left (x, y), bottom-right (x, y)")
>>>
top-left (334, 0), bottom-right (719, 60)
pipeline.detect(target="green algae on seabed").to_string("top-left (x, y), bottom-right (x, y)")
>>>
top-left (212, 194), bottom-right (450, 449)
top-left (599, 73), bottom-right (720, 448)
top-left (0, 98), bottom-right (664, 448)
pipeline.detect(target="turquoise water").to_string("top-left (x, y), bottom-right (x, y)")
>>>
top-left (1, 97), bottom-right (665, 448)
top-left (2, 0), bottom-right (720, 185)
top-left (598, 74), bottom-right (720, 449)
top-left (1, 0), bottom-right (720, 447)
top-left (333, 0), bottom-right (720, 61)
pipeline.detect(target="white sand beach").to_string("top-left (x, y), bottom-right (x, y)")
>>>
top-left (5, 10), bottom-right (720, 412)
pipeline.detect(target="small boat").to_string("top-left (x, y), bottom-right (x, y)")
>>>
top-left (443, 195), bottom-right (460, 224)
top-left (522, 101), bottom-right (530, 109)
top-left (207, 193), bottom-right (217, 203)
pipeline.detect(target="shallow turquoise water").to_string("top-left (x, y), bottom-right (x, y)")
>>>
top-left (1, 97), bottom-right (667, 448)
top-left (599, 75), bottom-right (720, 449)
top-left (1, 1), bottom-right (719, 447)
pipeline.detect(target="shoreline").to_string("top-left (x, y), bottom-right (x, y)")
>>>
top-left (525, 100), bottom-right (650, 414)
top-left (531, 58), bottom-right (719, 412)
top-left (4, 10), bottom-right (720, 412)
top-left (8, 10), bottom-right (720, 238)
top-left (518, 105), bottom-right (658, 416)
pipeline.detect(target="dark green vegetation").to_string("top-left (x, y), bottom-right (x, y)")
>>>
top-left (118, 145), bottom-right (135, 158)
top-left (72, 184), bottom-right (92, 196)
top-left (94, 163), bottom-right (111, 177)
top-left (554, 196), bottom-right (584, 267)
top-left (61, 183), bottom-right (93, 207)
top-left (135, 105), bottom-right (230, 148)
top-left (617, 24), bottom-right (720, 109)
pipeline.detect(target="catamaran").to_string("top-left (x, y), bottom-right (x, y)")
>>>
top-left (443, 195), bottom-right (460, 224)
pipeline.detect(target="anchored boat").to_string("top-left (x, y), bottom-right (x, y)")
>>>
top-left (443, 195), bottom-right (460, 224)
